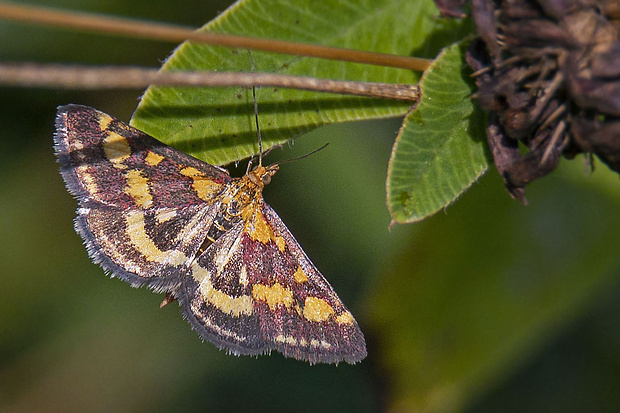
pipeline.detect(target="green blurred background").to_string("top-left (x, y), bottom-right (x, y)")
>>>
top-left (1, 1), bottom-right (620, 412)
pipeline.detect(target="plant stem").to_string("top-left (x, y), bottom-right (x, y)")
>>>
top-left (0, 63), bottom-right (419, 101)
top-left (0, 2), bottom-right (431, 72)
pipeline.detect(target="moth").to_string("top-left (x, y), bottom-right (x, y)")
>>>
top-left (53, 104), bottom-right (366, 364)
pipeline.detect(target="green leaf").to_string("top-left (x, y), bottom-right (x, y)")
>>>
top-left (387, 40), bottom-right (489, 224)
top-left (130, 0), bottom-right (464, 166)
top-left (369, 163), bottom-right (620, 412)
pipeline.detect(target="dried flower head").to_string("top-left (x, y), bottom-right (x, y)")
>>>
top-left (438, 0), bottom-right (620, 202)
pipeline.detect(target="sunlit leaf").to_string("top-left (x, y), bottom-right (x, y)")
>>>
top-left (131, 0), bottom-right (456, 165)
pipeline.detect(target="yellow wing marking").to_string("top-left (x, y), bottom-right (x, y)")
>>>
top-left (275, 334), bottom-right (330, 349)
top-left (70, 139), bottom-right (84, 152)
top-left (125, 211), bottom-right (188, 265)
top-left (248, 209), bottom-right (286, 252)
top-left (180, 166), bottom-right (222, 201)
top-left (145, 151), bottom-right (164, 166)
top-left (252, 282), bottom-right (294, 310)
top-left (303, 297), bottom-right (335, 322)
top-left (97, 112), bottom-right (113, 130)
top-left (335, 311), bottom-right (355, 325)
top-left (274, 236), bottom-right (286, 252)
top-left (76, 165), bottom-right (98, 195)
top-left (124, 169), bottom-right (153, 208)
top-left (190, 300), bottom-right (247, 340)
top-left (88, 211), bottom-right (145, 275)
top-left (155, 208), bottom-right (177, 223)
top-left (275, 334), bottom-right (298, 346)
top-left (239, 265), bottom-right (249, 286)
top-left (192, 263), bottom-right (253, 317)
top-left (310, 339), bottom-right (331, 349)
top-left (103, 131), bottom-right (131, 168)
top-left (293, 267), bottom-right (309, 283)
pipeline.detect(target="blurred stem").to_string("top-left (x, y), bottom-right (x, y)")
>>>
top-left (0, 2), bottom-right (432, 72)
top-left (0, 63), bottom-right (419, 101)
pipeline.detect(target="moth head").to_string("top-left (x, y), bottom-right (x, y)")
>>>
top-left (248, 164), bottom-right (279, 188)
top-left (246, 143), bottom-right (327, 189)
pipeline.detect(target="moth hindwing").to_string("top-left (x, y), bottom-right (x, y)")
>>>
top-left (53, 104), bottom-right (366, 364)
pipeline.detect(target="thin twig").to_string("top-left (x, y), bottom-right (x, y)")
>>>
top-left (541, 120), bottom-right (566, 164)
top-left (539, 104), bottom-right (566, 131)
top-left (0, 2), bottom-right (431, 72)
top-left (0, 63), bottom-right (419, 101)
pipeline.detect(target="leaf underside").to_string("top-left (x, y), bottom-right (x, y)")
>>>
top-left (387, 40), bottom-right (489, 224)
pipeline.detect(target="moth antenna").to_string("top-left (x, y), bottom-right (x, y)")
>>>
top-left (247, 49), bottom-right (322, 170)
top-left (253, 85), bottom-right (263, 167)
top-left (269, 143), bottom-right (330, 167)
top-left (249, 49), bottom-right (263, 167)
top-left (262, 143), bottom-right (284, 158)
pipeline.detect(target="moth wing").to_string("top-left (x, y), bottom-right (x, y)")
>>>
top-left (259, 203), bottom-right (367, 364)
top-left (54, 105), bottom-right (229, 290)
top-left (76, 204), bottom-right (219, 291)
top-left (54, 104), bottom-right (230, 210)
top-left (180, 202), bottom-right (367, 364)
